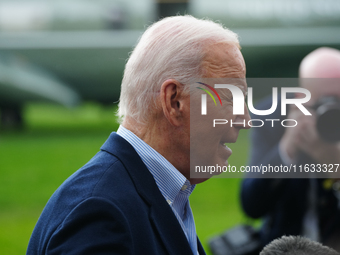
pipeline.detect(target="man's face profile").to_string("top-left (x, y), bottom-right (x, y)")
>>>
top-left (189, 42), bottom-right (250, 180)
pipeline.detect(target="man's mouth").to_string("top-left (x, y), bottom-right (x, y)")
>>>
top-left (220, 142), bottom-right (233, 155)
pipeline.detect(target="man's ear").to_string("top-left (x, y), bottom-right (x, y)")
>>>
top-left (160, 79), bottom-right (187, 126)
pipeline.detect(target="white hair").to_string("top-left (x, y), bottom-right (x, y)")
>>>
top-left (117, 15), bottom-right (239, 124)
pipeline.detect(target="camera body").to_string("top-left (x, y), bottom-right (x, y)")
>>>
top-left (313, 96), bottom-right (340, 142)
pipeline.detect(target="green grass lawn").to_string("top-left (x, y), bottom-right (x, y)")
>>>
top-left (0, 102), bottom-right (252, 254)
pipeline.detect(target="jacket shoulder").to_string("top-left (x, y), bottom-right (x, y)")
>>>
top-left (27, 147), bottom-right (142, 254)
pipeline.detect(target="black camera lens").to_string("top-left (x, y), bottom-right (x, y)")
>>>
top-left (315, 97), bottom-right (340, 142)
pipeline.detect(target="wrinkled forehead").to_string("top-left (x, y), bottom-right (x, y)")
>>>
top-left (201, 42), bottom-right (245, 79)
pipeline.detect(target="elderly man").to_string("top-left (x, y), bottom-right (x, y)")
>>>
top-left (27, 16), bottom-right (249, 255)
top-left (241, 47), bottom-right (340, 250)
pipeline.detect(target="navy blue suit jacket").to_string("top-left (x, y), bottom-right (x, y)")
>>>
top-left (27, 132), bottom-right (206, 255)
top-left (240, 97), bottom-right (340, 246)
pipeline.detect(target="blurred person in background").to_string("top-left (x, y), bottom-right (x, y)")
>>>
top-left (241, 47), bottom-right (340, 251)
top-left (260, 235), bottom-right (339, 255)
top-left (27, 15), bottom-right (250, 255)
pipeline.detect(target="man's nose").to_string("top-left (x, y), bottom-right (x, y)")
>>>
top-left (232, 102), bottom-right (251, 129)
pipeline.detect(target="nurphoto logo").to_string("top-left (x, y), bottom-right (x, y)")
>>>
top-left (198, 83), bottom-right (311, 116)
top-left (197, 82), bottom-right (312, 128)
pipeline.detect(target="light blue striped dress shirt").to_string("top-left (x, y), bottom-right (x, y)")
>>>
top-left (117, 125), bottom-right (198, 255)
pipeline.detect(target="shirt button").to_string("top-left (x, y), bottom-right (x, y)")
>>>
top-left (181, 185), bottom-right (188, 191)
top-left (166, 199), bottom-right (172, 205)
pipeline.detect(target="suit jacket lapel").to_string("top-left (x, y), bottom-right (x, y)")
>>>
top-left (197, 237), bottom-right (206, 255)
top-left (149, 202), bottom-right (194, 255)
top-left (101, 132), bottom-right (195, 255)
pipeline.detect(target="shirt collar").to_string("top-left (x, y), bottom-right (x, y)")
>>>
top-left (116, 125), bottom-right (195, 204)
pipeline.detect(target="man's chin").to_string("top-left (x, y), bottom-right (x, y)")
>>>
top-left (189, 145), bottom-right (232, 180)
